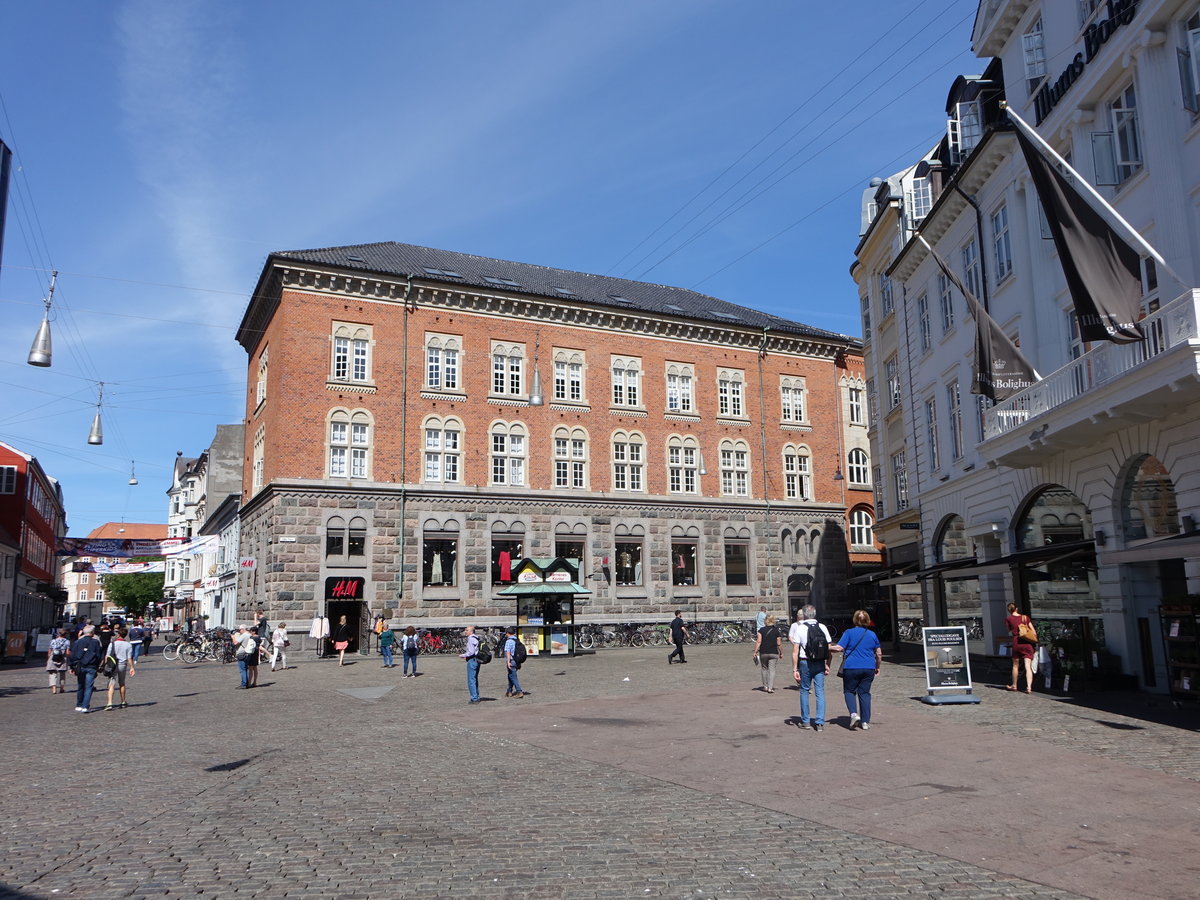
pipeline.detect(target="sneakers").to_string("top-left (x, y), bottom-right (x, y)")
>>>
top-left (860, 722), bottom-right (870, 730)
top-left (119, 702), bottom-right (128, 709)
top-left (814, 724), bottom-right (824, 732)
top-left (74, 706), bottom-right (84, 712)
top-left (849, 713), bottom-right (861, 730)
top-left (104, 705), bottom-right (114, 711)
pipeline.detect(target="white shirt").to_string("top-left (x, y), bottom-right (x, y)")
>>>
top-left (789, 620), bottom-right (832, 660)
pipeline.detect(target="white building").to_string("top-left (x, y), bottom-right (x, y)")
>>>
top-left (852, 0), bottom-right (1200, 693)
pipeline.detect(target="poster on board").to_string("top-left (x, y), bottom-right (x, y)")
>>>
top-left (922, 626), bottom-right (972, 690)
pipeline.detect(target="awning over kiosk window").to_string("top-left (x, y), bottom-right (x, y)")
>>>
top-left (1100, 529), bottom-right (1200, 564)
top-left (497, 582), bottom-right (592, 595)
top-left (938, 539), bottom-right (1096, 579)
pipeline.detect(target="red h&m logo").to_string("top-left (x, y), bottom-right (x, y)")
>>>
top-left (325, 577), bottom-right (364, 599)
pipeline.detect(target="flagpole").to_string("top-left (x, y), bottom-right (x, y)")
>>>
top-left (1000, 102), bottom-right (1189, 289)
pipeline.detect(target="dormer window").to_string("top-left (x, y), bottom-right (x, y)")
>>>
top-left (948, 100), bottom-right (982, 165)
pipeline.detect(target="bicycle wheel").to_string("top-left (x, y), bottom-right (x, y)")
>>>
top-left (630, 631), bottom-right (646, 648)
top-left (179, 644), bottom-right (201, 663)
top-left (577, 631), bottom-right (594, 650)
top-left (162, 643), bottom-right (180, 661)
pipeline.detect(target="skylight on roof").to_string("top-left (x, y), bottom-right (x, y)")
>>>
top-left (423, 267), bottom-right (464, 278)
top-left (665, 303), bottom-right (685, 312)
top-left (711, 311), bottom-right (741, 321)
top-left (553, 287), bottom-right (578, 297)
top-left (345, 255), bottom-right (365, 263)
top-left (608, 294), bottom-right (634, 304)
top-left (483, 276), bottom-right (521, 288)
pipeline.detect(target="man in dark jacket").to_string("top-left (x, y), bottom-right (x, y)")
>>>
top-left (70, 625), bottom-right (103, 713)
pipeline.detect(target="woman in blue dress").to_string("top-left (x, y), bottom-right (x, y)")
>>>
top-left (831, 610), bottom-right (882, 730)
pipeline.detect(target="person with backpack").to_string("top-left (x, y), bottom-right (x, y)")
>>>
top-left (753, 614), bottom-right (782, 693)
top-left (400, 626), bottom-right (420, 677)
top-left (127, 622), bottom-right (145, 661)
top-left (830, 609), bottom-right (883, 731)
top-left (103, 625), bottom-right (136, 710)
top-left (790, 605), bottom-right (833, 731)
top-left (460, 625), bottom-right (483, 703)
top-left (233, 624), bottom-right (260, 689)
top-left (46, 628), bottom-right (71, 695)
top-left (503, 626), bottom-right (526, 698)
top-left (69, 624), bottom-right (103, 713)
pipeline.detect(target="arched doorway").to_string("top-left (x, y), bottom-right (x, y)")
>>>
top-left (935, 515), bottom-right (982, 644)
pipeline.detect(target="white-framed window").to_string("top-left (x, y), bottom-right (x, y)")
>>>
top-left (1079, 0), bottom-right (1103, 29)
top-left (947, 380), bottom-right (964, 460)
top-left (924, 398), bottom-right (940, 472)
top-left (848, 387), bottom-right (864, 425)
top-left (423, 416), bottom-right (462, 483)
top-left (719, 439), bottom-right (750, 497)
top-left (490, 421), bottom-right (527, 486)
top-left (892, 451), bottom-right (909, 511)
top-left (948, 99), bottom-right (983, 164)
top-left (326, 515), bottom-right (367, 560)
top-left (252, 426), bottom-right (264, 491)
top-left (611, 431), bottom-right (645, 492)
top-left (329, 409), bottom-right (372, 479)
top-left (425, 334), bottom-right (461, 391)
top-left (908, 176), bottom-right (932, 222)
top-left (717, 369), bottom-right (745, 418)
top-left (976, 394), bottom-right (993, 442)
top-left (861, 295), bottom-right (872, 343)
top-left (961, 239), bottom-right (981, 302)
top-left (939, 272), bottom-right (956, 334)
top-left (491, 342), bottom-right (526, 398)
top-left (78, 590), bottom-right (87, 603)
top-left (850, 509), bottom-right (875, 547)
top-left (665, 363), bottom-right (694, 413)
top-left (917, 293), bottom-right (931, 352)
top-left (879, 273), bottom-right (894, 316)
top-left (1111, 82), bottom-right (1142, 183)
top-left (667, 435), bottom-right (699, 494)
top-left (553, 349), bottom-right (585, 403)
top-left (0, 465), bottom-right (15, 494)
top-left (553, 427), bottom-right (588, 489)
top-left (94, 590), bottom-right (104, 604)
top-left (1023, 17), bottom-right (1047, 95)
top-left (847, 448), bottom-right (870, 486)
top-left (256, 346), bottom-right (268, 406)
top-left (79, 572), bottom-right (90, 585)
top-left (780, 377), bottom-right (806, 423)
top-left (611, 356), bottom-right (641, 408)
top-left (1178, 11), bottom-right (1200, 113)
top-left (885, 356), bottom-right (901, 410)
top-left (992, 202), bottom-right (1013, 283)
top-left (865, 378), bottom-right (877, 423)
top-left (783, 445), bottom-right (811, 500)
top-left (331, 323), bottom-right (371, 384)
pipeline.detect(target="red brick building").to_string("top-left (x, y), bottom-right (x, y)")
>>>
top-left (235, 243), bottom-right (878, 642)
top-left (0, 440), bottom-right (67, 632)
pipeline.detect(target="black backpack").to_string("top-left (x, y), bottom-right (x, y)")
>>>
top-left (512, 639), bottom-right (528, 666)
top-left (804, 622), bottom-right (829, 662)
top-left (475, 639), bottom-right (492, 664)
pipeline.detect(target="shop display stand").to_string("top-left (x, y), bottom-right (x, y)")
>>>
top-left (1159, 606), bottom-right (1200, 703)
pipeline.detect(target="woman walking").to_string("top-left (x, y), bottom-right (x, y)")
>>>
top-left (104, 626), bottom-right (136, 710)
top-left (378, 625), bottom-right (396, 668)
top-left (270, 622), bottom-right (290, 672)
top-left (331, 615), bottom-right (352, 665)
top-left (753, 615), bottom-right (782, 693)
top-left (831, 610), bottom-right (882, 730)
top-left (401, 626), bottom-right (420, 677)
top-left (47, 628), bottom-right (71, 694)
top-left (1005, 602), bottom-right (1037, 693)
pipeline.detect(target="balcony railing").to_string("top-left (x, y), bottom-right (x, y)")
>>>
top-left (984, 290), bottom-right (1199, 440)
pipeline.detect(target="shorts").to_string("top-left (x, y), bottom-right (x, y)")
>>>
top-left (334, 641), bottom-right (349, 651)
top-left (108, 665), bottom-right (128, 687)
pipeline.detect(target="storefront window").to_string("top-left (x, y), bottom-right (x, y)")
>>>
top-left (615, 541), bottom-right (643, 586)
top-left (671, 542), bottom-right (697, 585)
top-left (423, 538), bottom-right (457, 587)
top-left (555, 539), bottom-right (584, 567)
top-left (1121, 455), bottom-right (1179, 542)
top-left (491, 538), bottom-right (523, 584)
top-left (724, 542), bottom-right (749, 586)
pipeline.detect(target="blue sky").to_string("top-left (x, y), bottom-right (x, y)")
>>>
top-left (0, 0), bottom-right (980, 536)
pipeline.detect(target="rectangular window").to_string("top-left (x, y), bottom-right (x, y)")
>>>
top-left (491, 537), bottom-right (524, 584)
top-left (332, 326), bottom-right (372, 384)
top-left (555, 539), bottom-right (585, 570)
top-left (1023, 17), bottom-right (1047, 95)
top-left (491, 344), bottom-right (525, 397)
top-left (917, 294), bottom-right (931, 352)
top-left (615, 541), bottom-right (643, 586)
top-left (718, 373), bottom-right (744, 417)
top-left (256, 348), bottom-right (268, 406)
top-left (992, 202), bottom-right (1013, 283)
top-left (611, 358), bottom-right (641, 407)
top-left (720, 447), bottom-right (749, 496)
top-left (947, 380), bottom-right (964, 460)
top-left (861, 296), bottom-right (872, 343)
top-left (924, 398), bottom-right (940, 472)
top-left (892, 451), bottom-right (909, 511)
top-left (1179, 13), bottom-right (1200, 113)
top-left (668, 444), bottom-right (698, 493)
top-left (1111, 83), bottom-right (1142, 183)
top-left (908, 177), bottom-right (932, 222)
top-left (422, 537), bottom-right (457, 587)
top-left (961, 240), bottom-right (981, 303)
top-left (948, 100), bottom-right (982, 164)
top-left (885, 357), bottom-right (901, 410)
top-left (612, 440), bottom-right (644, 492)
top-left (0, 466), bottom-right (15, 494)
top-left (724, 542), bottom-right (749, 586)
top-left (666, 370), bottom-right (694, 412)
top-left (427, 345), bottom-right (459, 390)
top-left (784, 452), bottom-right (810, 500)
top-left (879, 274), bottom-right (894, 316)
top-left (553, 359), bottom-right (583, 402)
top-left (671, 542), bottom-right (697, 586)
top-left (781, 382), bottom-right (805, 423)
top-left (424, 426), bottom-right (460, 483)
top-left (848, 387), bottom-right (864, 425)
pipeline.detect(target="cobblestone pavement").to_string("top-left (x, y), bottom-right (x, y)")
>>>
top-left (0, 641), bottom-right (1195, 900)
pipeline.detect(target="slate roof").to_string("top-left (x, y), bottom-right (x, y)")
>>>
top-left (272, 242), bottom-right (855, 344)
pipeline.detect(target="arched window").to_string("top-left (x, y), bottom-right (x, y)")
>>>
top-left (490, 421), bottom-right (527, 486)
top-left (847, 448), bottom-right (870, 485)
top-left (425, 334), bottom-right (461, 391)
top-left (553, 426), bottom-right (588, 489)
top-left (783, 444), bottom-right (811, 499)
top-left (667, 435), bottom-right (699, 493)
top-left (850, 509), bottom-right (874, 547)
top-left (670, 524), bottom-right (701, 586)
top-left (665, 363), bottom-right (694, 413)
top-left (719, 439), bottom-right (750, 497)
top-left (328, 409), bottom-right (372, 479)
top-left (491, 342), bottom-right (526, 398)
top-left (553, 349), bottom-right (585, 403)
top-left (717, 368), bottom-right (746, 418)
top-left (612, 430), bottom-right (645, 492)
top-left (780, 376), bottom-right (806, 423)
top-left (1121, 454), bottom-right (1180, 541)
top-left (611, 356), bottom-right (642, 408)
top-left (423, 415), bottom-right (462, 483)
top-left (331, 324), bottom-right (372, 384)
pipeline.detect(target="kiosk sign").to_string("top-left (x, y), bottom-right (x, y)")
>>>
top-left (922, 626), bottom-right (972, 691)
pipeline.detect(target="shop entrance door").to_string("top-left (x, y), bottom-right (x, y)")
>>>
top-left (327, 600), bottom-right (365, 654)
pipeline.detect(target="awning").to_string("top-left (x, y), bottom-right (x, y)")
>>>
top-left (941, 539), bottom-right (1096, 578)
top-left (846, 562), bottom-right (917, 586)
top-left (1100, 529), bottom-right (1200, 564)
top-left (496, 582), bottom-right (593, 595)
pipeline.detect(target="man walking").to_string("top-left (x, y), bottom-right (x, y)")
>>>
top-left (128, 620), bottom-right (145, 661)
top-left (460, 625), bottom-right (481, 703)
top-left (790, 605), bottom-right (832, 731)
top-left (504, 626), bottom-right (525, 698)
top-left (70, 624), bottom-right (103, 713)
top-left (667, 610), bottom-right (688, 664)
top-left (755, 606), bottom-right (768, 633)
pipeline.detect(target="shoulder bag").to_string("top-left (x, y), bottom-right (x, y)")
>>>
top-left (1017, 616), bottom-right (1039, 644)
top-left (837, 630), bottom-right (864, 678)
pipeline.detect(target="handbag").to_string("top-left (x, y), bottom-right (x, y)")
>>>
top-left (837, 631), bottom-right (865, 678)
top-left (1017, 616), bottom-right (1039, 644)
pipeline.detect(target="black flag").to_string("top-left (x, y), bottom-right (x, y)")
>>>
top-left (921, 237), bottom-right (1039, 402)
top-left (1014, 127), bottom-right (1144, 343)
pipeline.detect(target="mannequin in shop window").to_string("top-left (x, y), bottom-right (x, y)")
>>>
top-left (618, 550), bottom-right (632, 584)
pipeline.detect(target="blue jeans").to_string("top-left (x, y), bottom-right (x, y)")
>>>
top-left (506, 664), bottom-right (523, 695)
top-left (381, 645), bottom-right (394, 667)
top-left (131, 643), bottom-right (143, 660)
top-left (799, 660), bottom-right (826, 725)
top-left (238, 658), bottom-right (250, 688)
top-left (842, 669), bottom-right (876, 723)
top-left (403, 648), bottom-right (418, 675)
top-left (466, 657), bottom-right (480, 701)
top-left (75, 666), bottom-right (97, 708)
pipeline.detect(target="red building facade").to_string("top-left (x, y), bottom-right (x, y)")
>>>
top-left (0, 440), bottom-right (66, 631)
